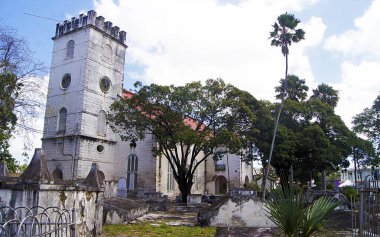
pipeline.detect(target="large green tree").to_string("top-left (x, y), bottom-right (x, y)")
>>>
top-left (108, 79), bottom-right (257, 202)
top-left (353, 93), bottom-right (380, 155)
top-left (264, 84), bottom-right (353, 188)
top-left (264, 13), bottom-right (305, 197)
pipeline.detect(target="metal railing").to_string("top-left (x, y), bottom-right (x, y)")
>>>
top-left (0, 206), bottom-right (76, 237)
top-left (359, 175), bottom-right (379, 237)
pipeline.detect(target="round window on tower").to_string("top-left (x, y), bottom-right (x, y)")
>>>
top-left (97, 145), bottom-right (105, 153)
top-left (99, 76), bottom-right (111, 93)
top-left (61, 73), bottom-right (71, 89)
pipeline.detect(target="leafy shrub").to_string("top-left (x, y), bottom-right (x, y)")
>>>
top-left (341, 187), bottom-right (359, 201)
top-left (245, 182), bottom-right (261, 191)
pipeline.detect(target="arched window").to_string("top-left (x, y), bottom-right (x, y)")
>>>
top-left (97, 110), bottom-right (106, 136)
top-left (127, 154), bottom-right (138, 191)
top-left (103, 44), bottom-right (112, 62)
top-left (66, 40), bottom-right (75, 59)
top-left (193, 159), bottom-right (199, 190)
top-left (58, 108), bottom-right (67, 132)
top-left (167, 159), bottom-right (175, 191)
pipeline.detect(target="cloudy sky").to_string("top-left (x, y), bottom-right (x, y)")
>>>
top-left (1, 0), bottom-right (379, 161)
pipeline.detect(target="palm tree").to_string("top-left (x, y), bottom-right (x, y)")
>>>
top-left (275, 74), bottom-right (309, 102)
top-left (311, 83), bottom-right (339, 107)
top-left (262, 13), bottom-right (305, 199)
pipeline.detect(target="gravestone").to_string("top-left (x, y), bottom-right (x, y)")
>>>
top-left (117, 177), bottom-right (127, 198)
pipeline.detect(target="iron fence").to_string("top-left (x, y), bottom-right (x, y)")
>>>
top-left (0, 206), bottom-right (76, 237)
top-left (358, 175), bottom-right (379, 237)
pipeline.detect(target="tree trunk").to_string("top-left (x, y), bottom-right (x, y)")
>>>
top-left (322, 169), bottom-right (326, 191)
top-left (353, 150), bottom-right (357, 189)
top-left (262, 162), bottom-right (267, 195)
top-left (263, 53), bottom-right (289, 199)
top-left (178, 177), bottom-right (193, 204)
top-left (289, 165), bottom-right (294, 190)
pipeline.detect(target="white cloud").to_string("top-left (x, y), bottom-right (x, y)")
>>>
top-left (323, 0), bottom-right (380, 127)
top-left (324, 0), bottom-right (380, 58)
top-left (94, 0), bottom-right (323, 102)
top-left (333, 61), bottom-right (380, 128)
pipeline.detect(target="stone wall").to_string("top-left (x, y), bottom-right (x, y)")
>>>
top-left (210, 197), bottom-right (275, 227)
top-left (0, 184), bottom-right (104, 236)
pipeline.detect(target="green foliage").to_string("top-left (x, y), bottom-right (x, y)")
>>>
top-left (275, 75), bottom-right (309, 102)
top-left (0, 72), bottom-right (18, 170)
top-left (269, 12), bottom-right (305, 56)
top-left (266, 88), bottom-right (354, 185)
top-left (353, 93), bottom-right (380, 156)
top-left (310, 83), bottom-right (339, 108)
top-left (108, 79), bottom-right (257, 202)
top-left (326, 183), bottom-right (334, 191)
top-left (266, 184), bottom-right (340, 237)
top-left (245, 181), bottom-right (261, 191)
top-left (341, 187), bottom-right (359, 201)
top-left (349, 133), bottom-right (378, 168)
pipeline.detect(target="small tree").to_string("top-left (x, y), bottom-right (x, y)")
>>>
top-left (108, 79), bottom-right (257, 202)
top-left (266, 182), bottom-right (340, 237)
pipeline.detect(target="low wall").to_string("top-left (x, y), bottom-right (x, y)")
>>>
top-left (0, 183), bottom-right (104, 236)
top-left (198, 196), bottom-right (276, 228)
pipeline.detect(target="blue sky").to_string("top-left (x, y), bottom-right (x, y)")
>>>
top-left (1, 0), bottom-right (379, 161)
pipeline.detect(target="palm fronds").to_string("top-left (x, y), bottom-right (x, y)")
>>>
top-left (266, 185), bottom-right (340, 237)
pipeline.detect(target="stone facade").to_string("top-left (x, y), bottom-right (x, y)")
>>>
top-left (41, 11), bottom-right (254, 198)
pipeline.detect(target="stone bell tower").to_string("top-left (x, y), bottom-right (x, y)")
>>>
top-left (41, 10), bottom-right (127, 180)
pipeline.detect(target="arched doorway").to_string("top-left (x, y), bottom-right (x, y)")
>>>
top-left (215, 175), bottom-right (228, 194)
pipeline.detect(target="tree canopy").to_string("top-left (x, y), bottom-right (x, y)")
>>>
top-left (353, 93), bottom-right (380, 155)
top-left (275, 75), bottom-right (309, 102)
top-left (108, 79), bottom-right (257, 202)
top-left (310, 83), bottom-right (339, 108)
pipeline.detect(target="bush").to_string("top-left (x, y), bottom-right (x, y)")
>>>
top-left (341, 187), bottom-right (359, 201)
top-left (245, 182), bottom-right (261, 191)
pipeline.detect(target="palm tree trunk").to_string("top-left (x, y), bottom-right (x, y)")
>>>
top-left (262, 53), bottom-right (289, 199)
top-left (353, 150), bottom-right (357, 189)
top-left (322, 169), bottom-right (326, 190)
top-left (289, 165), bottom-right (294, 190)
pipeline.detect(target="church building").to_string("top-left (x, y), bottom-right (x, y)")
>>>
top-left (41, 10), bottom-right (254, 198)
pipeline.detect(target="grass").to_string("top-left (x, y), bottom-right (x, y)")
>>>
top-left (100, 223), bottom-right (216, 237)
